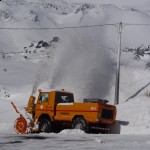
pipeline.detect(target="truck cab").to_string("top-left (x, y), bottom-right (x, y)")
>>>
top-left (35, 90), bottom-right (74, 119)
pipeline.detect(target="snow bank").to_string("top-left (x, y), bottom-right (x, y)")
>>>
top-left (0, 123), bottom-right (15, 134)
top-left (117, 96), bottom-right (150, 134)
top-left (59, 129), bottom-right (85, 135)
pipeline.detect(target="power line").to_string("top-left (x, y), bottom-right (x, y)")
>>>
top-left (124, 23), bottom-right (150, 27)
top-left (0, 23), bottom-right (117, 30)
top-left (0, 23), bottom-right (150, 31)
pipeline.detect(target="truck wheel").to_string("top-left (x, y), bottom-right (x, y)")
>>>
top-left (72, 117), bottom-right (89, 133)
top-left (39, 118), bottom-right (51, 133)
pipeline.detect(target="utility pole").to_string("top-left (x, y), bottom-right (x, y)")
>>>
top-left (114, 22), bottom-right (122, 105)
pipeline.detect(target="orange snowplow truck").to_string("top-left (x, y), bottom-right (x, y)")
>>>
top-left (12, 89), bottom-right (117, 134)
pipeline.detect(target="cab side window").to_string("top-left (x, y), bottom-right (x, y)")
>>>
top-left (61, 96), bottom-right (71, 103)
top-left (39, 93), bottom-right (49, 102)
top-left (56, 93), bottom-right (74, 103)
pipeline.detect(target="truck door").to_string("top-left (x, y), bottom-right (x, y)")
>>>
top-left (35, 93), bottom-right (50, 116)
top-left (54, 92), bottom-right (74, 121)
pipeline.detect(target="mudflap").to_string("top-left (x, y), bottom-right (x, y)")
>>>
top-left (14, 116), bottom-right (29, 134)
top-left (107, 123), bottom-right (121, 134)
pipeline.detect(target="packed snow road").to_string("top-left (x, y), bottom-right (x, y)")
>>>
top-left (0, 130), bottom-right (150, 150)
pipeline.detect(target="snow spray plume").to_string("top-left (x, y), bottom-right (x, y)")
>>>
top-left (31, 38), bottom-right (58, 95)
top-left (49, 29), bottom-right (115, 101)
top-left (31, 61), bottom-right (47, 95)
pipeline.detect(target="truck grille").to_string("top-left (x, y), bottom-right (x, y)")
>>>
top-left (101, 109), bottom-right (113, 119)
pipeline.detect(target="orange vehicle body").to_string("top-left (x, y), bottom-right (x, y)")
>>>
top-left (14, 89), bottom-right (117, 134)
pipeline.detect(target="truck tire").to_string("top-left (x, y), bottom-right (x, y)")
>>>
top-left (72, 117), bottom-right (89, 133)
top-left (39, 118), bottom-right (51, 133)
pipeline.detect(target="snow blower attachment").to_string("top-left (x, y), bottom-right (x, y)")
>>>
top-left (14, 116), bottom-right (28, 134)
top-left (12, 89), bottom-right (117, 134)
top-left (11, 96), bottom-right (38, 134)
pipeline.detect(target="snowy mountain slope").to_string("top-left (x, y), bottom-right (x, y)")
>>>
top-left (66, 0), bottom-right (150, 11)
top-left (1, 0), bottom-right (150, 50)
top-left (0, 0), bottom-right (150, 135)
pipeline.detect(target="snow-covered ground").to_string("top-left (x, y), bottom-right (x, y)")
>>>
top-left (1, 131), bottom-right (150, 150)
top-left (1, 0), bottom-right (150, 149)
